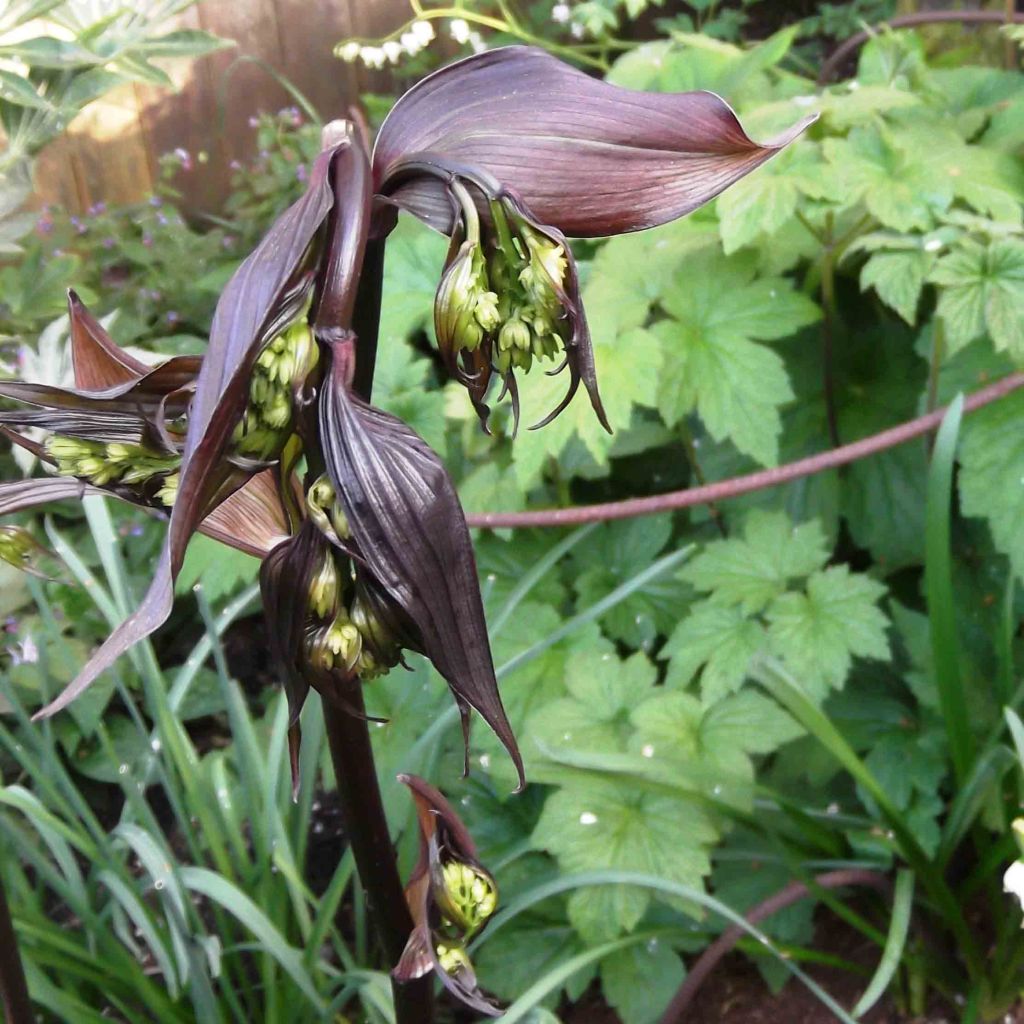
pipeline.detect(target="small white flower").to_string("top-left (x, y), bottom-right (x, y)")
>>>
top-left (469, 30), bottom-right (487, 53)
top-left (570, 22), bottom-right (584, 39)
top-left (412, 20), bottom-right (435, 45)
top-left (382, 40), bottom-right (403, 63)
top-left (400, 31), bottom-right (421, 55)
top-left (450, 17), bottom-right (471, 44)
top-left (923, 238), bottom-right (944, 252)
top-left (338, 41), bottom-right (361, 62)
top-left (360, 46), bottom-right (387, 69)
top-left (552, 3), bottom-right (571, 23)
top-left (1004, 859), bottom-right (1024, 916)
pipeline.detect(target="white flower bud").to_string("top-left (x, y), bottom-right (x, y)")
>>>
top-left (449, 18), bottom-right (470, 43)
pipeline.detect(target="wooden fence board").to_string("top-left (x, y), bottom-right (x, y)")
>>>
top-left (31, 0), bottom-right (412, 214)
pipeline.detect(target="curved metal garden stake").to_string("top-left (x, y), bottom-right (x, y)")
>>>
top-left (0, 871), bottom-right (32, 1024)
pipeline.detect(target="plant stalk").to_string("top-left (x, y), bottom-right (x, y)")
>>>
top-left (820, 215), bottom-right (841, 449)
top-left (323, 695), bottom-right (433, 1022)
top-left (0, 871), bottom-right (32, 1024)
top-left (466, 371), bottom-right (1024, 529)
top-left (320, 230), bottom-right (435, 1022)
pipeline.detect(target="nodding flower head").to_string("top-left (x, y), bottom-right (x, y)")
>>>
top-left (394, 774), bottom-right (503, 1016)
top-left (372, 45), bottom-right (815, 431)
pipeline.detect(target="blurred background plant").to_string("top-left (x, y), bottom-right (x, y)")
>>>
top-left (2, 1), bottom-right (1024, 1022)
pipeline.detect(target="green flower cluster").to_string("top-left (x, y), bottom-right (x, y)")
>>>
top-left (232, 319), bottom-right (317, 460)
top-left (304, 477), bottom-right (399, 680)
top-left (46, 436), bottom-right (180, 507)
top-left (435, 194), bottom-right (569, 376)
top-left (438, 860), bottom-right (498, 937)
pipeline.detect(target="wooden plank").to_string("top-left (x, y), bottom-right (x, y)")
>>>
top-left (31, 0), bottom-right (413, 214)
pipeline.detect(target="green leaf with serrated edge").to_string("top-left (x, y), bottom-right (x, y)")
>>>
top-left (627, 688), bottom-right (753, 808)
top-left (860, 250), bottom-right (932, 325)
top-left (930, 238), bottom-right (1024, 357)
top-left (601, 940), bottom-right (685, 1024)
top-left (531, 777), bottom-right (715, 944)
top-left (662, 602), bottom-right (766, 703)
top-left (529, 648), bottom-right (656, 766)
top-left (766, 566), bottom-right (890, 699)
top-left (700, 689), bottom-right (803, 756)
top-left (654, 252), bottom-right (817, 465)
top-left (513, 323), bottom-right (663, 473)
top-left (843, 438), bottom-right (928, 572)
top-left (682, 510), bottom-right (830, 614)
top-left (459, 459), bottom-right (526, 518)
top-left (823, 125), bottom-right (953, 232)
top-left (960, 390), bottom-right (1024, 583)
top-left (716, 166), bottom-right (798, 255)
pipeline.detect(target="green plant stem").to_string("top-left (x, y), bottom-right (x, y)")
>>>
top-left (925, 320), bottom-right (945, 454)
top-left (679, 421), bottom-right (727, 537)
top-left (820, 213), bottom-right (841, 448)
top-left (0, 871), bottom-right (32, 1024)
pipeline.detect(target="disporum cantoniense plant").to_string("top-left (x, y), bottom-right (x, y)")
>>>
top-left (0, 46), bottom-right (811, 1015)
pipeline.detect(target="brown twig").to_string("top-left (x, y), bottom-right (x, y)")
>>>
top-left (658, 869), bottom-right (891, 1024)
top-left (818, 10), bottom-right (1024, 84)
top-left (465, 372), bottom-right (1024, 530)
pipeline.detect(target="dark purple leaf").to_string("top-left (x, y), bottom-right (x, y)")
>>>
top-left (33, 130), bottom-right (368, 720)
top-left (374, 46), bottom-right (815, 238)
top-left (67, 290), bottom-right (152, 390)
top-left (319, 345), bottom-right (524, 790)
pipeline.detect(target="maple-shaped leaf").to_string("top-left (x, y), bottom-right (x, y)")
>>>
top-left (766, 565), bottom-right (890, 699)
top-left (681, 510), bottom-right (830, 614)
top-left (716, 143), bottom-right (839, 255)
top-left (823, 125), bottom-right (953, 232)
top-left (929, 238), bottom-right (1024, 357)
top-left (528, 648), bottom-right (657, 776)
top-left (860, 249), bottom-right (935, 326)
top-left (601, 941), bottom-right (685, 1024)
top-left (531, 775), bottom-right (716, 944)
top-left (654, 251), bottom-right (818, 466)
top-left (661, 602), bottom-right (767, 704)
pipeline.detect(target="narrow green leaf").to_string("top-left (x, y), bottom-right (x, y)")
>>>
top-left (925, 394), bottom-right (973, 783)
top-left (178, 866), bottom-right (327, 1011)
top-left (852, 870), bottom-right (914, 1017)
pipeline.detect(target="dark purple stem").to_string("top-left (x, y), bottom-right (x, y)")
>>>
top-left (658, 869), bottom-right (891, 1024)
top-left (466, 372), bottom-right (1024, 529)
top-left (818, 11), bottom-right (1024, 84)
top-left (315, 183), bottom-right (434, 1021)
top-left (0, 872), bottom-right (32, 1024)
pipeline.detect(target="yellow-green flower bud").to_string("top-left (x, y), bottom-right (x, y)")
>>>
top-left (0, 526), bottom-right (42, 572)
top-left (156, 472), bottom-right (178, 507)
top-left (498, 314), bottom-right (531, 356)
top-left (436, 942), bottom-right (473, 977)
top-left (438, 860), bottom-right (498, 936)
top-left (308, 554), bottom-right (340, 620)
top-left (474, 290), bottom-right (501, 332)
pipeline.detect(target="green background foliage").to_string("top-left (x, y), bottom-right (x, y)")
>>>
top-left (2, 3), bottom-right (1024, 1022)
